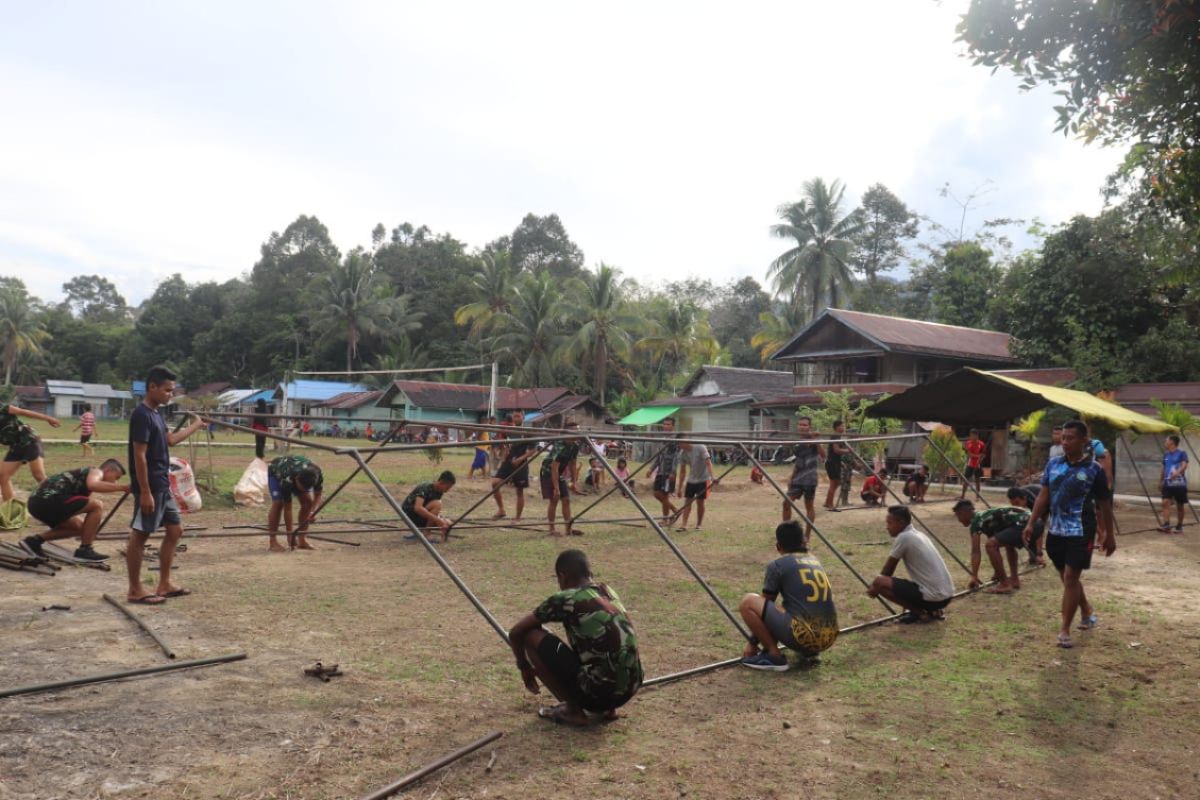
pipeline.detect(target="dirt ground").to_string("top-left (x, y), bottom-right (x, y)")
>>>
top-left (2, 438), bottom-right (1199, 800)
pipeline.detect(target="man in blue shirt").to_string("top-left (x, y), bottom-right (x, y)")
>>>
top-left (1158, 434), bottom-right (1189, 534)
top-left (1024, 420), bottom-right (1115, 649)
top-left (125, 365), bottom-right (205, 605)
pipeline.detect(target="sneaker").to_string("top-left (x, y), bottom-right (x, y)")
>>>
top-left (73, 545), bottom-right (110, 561)
top-left (1173, 526), bottom-right (1184, 534)
top-left (740, 652), bottom-right (789, 672)
top-left (897, 610), bottom-right (923, 625)
top-left (20, 536), bottom-right (46, 558)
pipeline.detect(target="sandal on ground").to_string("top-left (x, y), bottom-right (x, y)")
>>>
top-left (1056, 633), bottom-right (1074, 649)
top-left (1079, 614), bottom-right (1100, 630)
top-left (492, 512), bottom-right (507, 520)
top-left (160, 588), bottom-right (192, 598)
top-left (127, 594), bottom-right (165, 605)
top-left (537, 704), bottom-right (588, 726)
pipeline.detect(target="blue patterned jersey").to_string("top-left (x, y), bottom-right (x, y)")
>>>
top-left (1041, 456), bottom-right (1112, 537)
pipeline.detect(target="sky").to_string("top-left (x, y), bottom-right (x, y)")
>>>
top-left (0, 1), bottom-right (1123, 306)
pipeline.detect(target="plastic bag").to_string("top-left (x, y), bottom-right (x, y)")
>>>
top-left (234, 458), bottom-right (269, 506)
top-left (168, 457), bottom-right (203, 513)
top-left (0, 498), bottom-right (27, 530)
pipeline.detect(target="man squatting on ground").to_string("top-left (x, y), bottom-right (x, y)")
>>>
top-left (22, 459), bottom-right (130, 561)
top-left (783, 416), bottom-right (824, 544)
top-left (1024, 419), bottom-right (1115, 649)
top-left (1159, 434), bottom-right (1189, 533)
top-left (540, 420), bottom-right (581, 536)
top-left (0, 401), bottom-right (61, 502)
top-left (126, 365), bottom-right (206, 605)
top-left (676, 440), bottom-right (716, 531)
top-left (401, 470), bottom-right (456, 541)
top-left (491, 410), bottom-right (535, 521)
top-left (868, 505), bottom-right (955, 623)
top-left (266, 454), bottom-right (324, 551)
top-left (649, 417), bottom-right (680, 522)
top-left (508, 549), bottom-right (643, 727)
top-left (953, 499), bottom-right (1037, 594)
top-left (738, 521), bottom-right (839, 672)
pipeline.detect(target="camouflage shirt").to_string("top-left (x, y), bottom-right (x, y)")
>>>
top-left (534, 583), bottom-right (643, 703)
top-left (0, 404), bottom-right (38, 449)
top-left (969, 506), bottom-right (1030, 537)
top-left (401, 482), bottom-right (443, 517)
top-left (268, 455), bottom-right (324, 492)
top-left (539, 440), bottom-right (580, 478)
top-left (31, 467), bottom-right (92, 505)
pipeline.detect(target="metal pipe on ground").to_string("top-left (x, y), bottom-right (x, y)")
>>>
top-left (102, 593), bottom-right (176, 659)
top-left (0, 653), bottom-right (247, 699)
top-left (358, 731), bottom-right (503, 800)
top-left (307, 535), bottom-right (361, 547)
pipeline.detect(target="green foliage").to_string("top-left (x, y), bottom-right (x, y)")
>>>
top-left (1010, 410), bottom-right (1047, 475)
top-left (922, 427), bottom-right (967, 481)
top-left (1150, 399), bottom-right (1199, 434)
top-left (926, 241), bottom-right (1001, 328)
top-left (851, 183), bottom-right (919, 281)
top-left (509, 213), bottom-right (585, 279)
top-left (0, 286), bottom-right (51, 385)
top-left (794, 389), bottom-right (901, 460)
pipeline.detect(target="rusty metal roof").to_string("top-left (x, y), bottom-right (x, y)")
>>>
top-left (316, 390), bottom-right (383, 410)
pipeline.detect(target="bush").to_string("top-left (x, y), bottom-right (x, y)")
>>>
top-left (922, 427), bottom-right (966, 482)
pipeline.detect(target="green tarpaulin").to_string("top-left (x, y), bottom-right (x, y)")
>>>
top-left (618, 405), bottom-right (680, 426)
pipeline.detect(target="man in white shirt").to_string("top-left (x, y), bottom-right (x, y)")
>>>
top-left (867, 505), bottom-right (955, 623)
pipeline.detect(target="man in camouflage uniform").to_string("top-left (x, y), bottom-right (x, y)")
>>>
top-left (266, 454), bottom-right (323, 551)
top-left (953, 499), bottom-right (1032, 594)
top-left (0, 402), bottom-right (61, 503)
top-left (400, 470), bottom-right (456, 541)
top-left (540, 420), bottom-right (581, 536)
top-left (509, 549), bottom-right (643, 726)
top-left (21, 459), bottom-right (129, 561)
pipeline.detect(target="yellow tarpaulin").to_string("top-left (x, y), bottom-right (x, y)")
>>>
top-left (969, 369), bottom-right (1178, 434)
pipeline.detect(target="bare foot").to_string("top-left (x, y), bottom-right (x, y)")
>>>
top-left (984, 583), bottom-right (1013, 594)
top-left (127, 587), bottom-right (164, 604)
top-left (1010, 578), bottom-right (1021, 590)
top-left (547, 530), bottom-right (563, 537)
top-left (268, 540), bottom-right (287, 553)
top-left (295, 541), bottom-right (316, 550)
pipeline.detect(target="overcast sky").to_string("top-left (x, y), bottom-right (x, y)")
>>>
top-left (1, 1), bottom-right (1122, 306)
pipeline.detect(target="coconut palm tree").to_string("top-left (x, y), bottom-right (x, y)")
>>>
top-left (1151, 399), bottom-right (1199, 434)
top-left (314, 252), bottom-right (423, 373)
top-left (561, 263), bottom-right (641, 405)
top-left (751, 300), bottom-right (808, 363)
top-left (453, 252), bottom-right (514, 339)
top-left (487, 272), bottom-right (569, 387)
top-left (768, 178), bottom-right (866, 318)
top-left (637, 300), bottom-right (719, 385)
top-left (0, 288), bottom-right (50, 386)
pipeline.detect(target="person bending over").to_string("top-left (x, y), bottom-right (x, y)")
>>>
top-left (266, 454), bottom-right (324, 552)
top-left (868, 505), bottom-right (955, 623)
top-left (953, 499), bottom-right (1033, 594)
top-left (1159, 434), bottom-right (1189, 534)
top-left (540, 421), bottom-right (581, 537)
top-left (861, 470), bottom-right (887, 505)
top-left (0, 402), bottom-right (61, 502)
top-left (22, 459), bottom-right (129, 561)
top-left (738, 521), bottom-right (839, 672)
top-left (508, 549), bottom-right (643, 727)
top-left (401, 470), bottom-right (456, 541)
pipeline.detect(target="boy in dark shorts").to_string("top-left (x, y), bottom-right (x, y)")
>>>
top-left (1024, 419), bottom-right (1115, 648)
top-left (508, 549), bottom-right (642, 726)
top-left (784, 416), bottom-right (825, 543)
top-left (540, 421), bottom-right (581, 536)
top-left (739, 521), bottom-right (839, 671)
top-left (21, 459), bottom-right (129, 561)
top-left (74, 403), bottom-right (96, 456)
top-left (491, 410), bottom-right (535, 521)
top-left (823, 420), bottom-right (850, 509)
top-left (1008, 486), bottom-right (1045, 565)
top-left (126, 365), bottom-right (206, 604)
top-left (401, 470), bottom-right (456, 541)
top-left (1158, 434), bottom-right (1189, 533)
top-left (676, 440), bottom-right (714, 531)
top-left (953, 499), bottom-right (1032, 594)
top-left (904, 465), bottom-right (929, 502)
top-left (0, 402), bottom-right (61, 502)
top-left (868, 505), bottom-right (955, 623)
top-left (266, 454), bottom-right (324, 552)
top-left (650, 417), bottom-right (680, 522)
top-left (962, 429), bottom-right (986, 498)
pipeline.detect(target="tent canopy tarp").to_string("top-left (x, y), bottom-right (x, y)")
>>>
top-left (619, 405), bottom-right (680, 426)
top-left (867, 368), bottom-right (1176, 434)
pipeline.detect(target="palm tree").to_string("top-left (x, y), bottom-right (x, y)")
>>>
top-left (0, 289), bottom-right (50, 386)
top-left (562, 264), bottom-right (640, 405)
top-left (487, 272), bottom-right (569, 387)
top-left (362, 339), bottom-right (431, 390)
top-left (637, 300), bottom-right (719, 385)
top-left (453, 252), bottom-right (514, 339)
top-left (768, 178), bottom-right (866, 318)
top-left (314, 252), bottom-right (423, 373)
top-left (1151, 398), bottom-right (1199, 434)
top-left (751, 300), bottom-right (808, 363)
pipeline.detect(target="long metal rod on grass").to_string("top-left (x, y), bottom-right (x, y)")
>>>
top-left (738, 443), bottom-right (896, 615)
top-left (0, 653), bottom-right (246, 699)
top-left (102, 593), bottom-right (176, 659)
top-left (359, 731), bottom-right (503, 800)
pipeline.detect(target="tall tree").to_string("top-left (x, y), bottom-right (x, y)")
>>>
top-left (768, 178), bottom-right (866, 319)
top-left (562, 264), bottom-right (640, 404)
top-left (851, 184), bottom-right (919, 281)
top-left (61, 274), bottom-right (129, 322)
top-left (453, 252), bottom-right (515, 339)
top-left (509, 213), bottom-right (585, 279)
top-left (709, 277), bottom-right (775, 368)
top-left (0, 287), bottom-right (51, 386)
top-left (487, 272), bottom-right (569, 387)
top-left (638, 300), bottom-right (719, 384)
top-left (926, 242), bottom-right (1002, 328)
top-left (751, 300), bottom-right (807, 363)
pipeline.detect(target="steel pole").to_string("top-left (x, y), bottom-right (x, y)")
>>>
top-left (0, 653), bottom-right (246, 699)
top-left (95, 491), bottom-right (130, 535)
top-left (102, 593), bottom-right (176, 659)
top-left (446, 442), bottom-right (552, 532)
top-left (1121, 433), bottom-right (1165, 528)
top-left (359, 731), bottom-right (503, 800)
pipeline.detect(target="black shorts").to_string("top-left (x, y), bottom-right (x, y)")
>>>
top-left (824, 461), bottom-right (842, 481)
top-left (535, 632), bottom-right (632, 714)
top-left (989, 524), bottom-right (1025, 549)
top-left (787, 483), bottom-right (817, 502)
top-left (861, 492), bottom-right (883, 505)
top-left (28, 494), bottom-right (90, 528)
top-left (964, 465), bottom-right (983, 480)
top-left (652, 474), bottom-right (675, 494)
top-left (495, 461), bottom-right (529, 489)
top-left (80, 434), bottom-right (92, 444)
top-left (684, 480), bottom-right (709, 500)
top-left (891, 577), bottom-right (951, 613)
top-left (540, 473), bottom-right (569, 500)
top-left (1045, 534), bottom-right (1092, 572)
top-left (1162, 485), bottom-right (1189, 506)
top-left (3, 440), bottom-right (42, 463)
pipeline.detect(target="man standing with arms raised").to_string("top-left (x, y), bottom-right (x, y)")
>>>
top-left (125, 365), bottom-right (205, 604)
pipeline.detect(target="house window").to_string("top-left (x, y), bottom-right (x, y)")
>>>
top-left (823, 359), bottom-right (878, 384)
top-left (71, 401), bottom-right (90, 416)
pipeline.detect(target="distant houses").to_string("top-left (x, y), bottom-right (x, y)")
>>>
top-left (15, 380), bottom-right (135, 418)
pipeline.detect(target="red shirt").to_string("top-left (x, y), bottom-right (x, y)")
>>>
top-left (965, 439), bottom-right (986, 468)
top-left (863, 475), bottom-right (883, 494)
top-left (79, 412), bottom-right (96, 435)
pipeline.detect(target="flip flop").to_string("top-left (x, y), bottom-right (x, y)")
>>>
top-left (1056, 633), bottom-right (1074, 649)
top-left (160, 588), bottom-right (192, 598)
top-left (127, 594), bottom-right (165, 605)
top-left (1079, 614), bottom-right (1100, 630)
